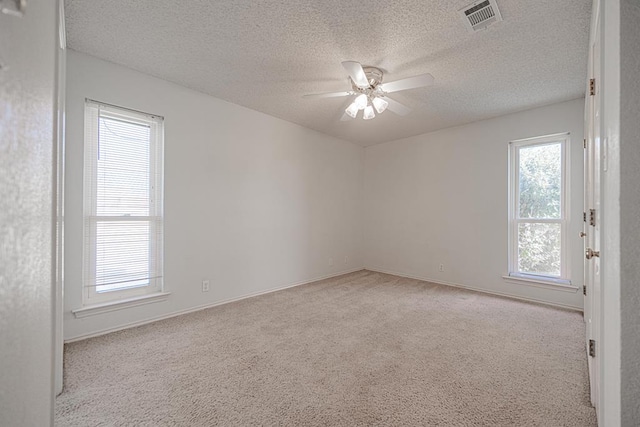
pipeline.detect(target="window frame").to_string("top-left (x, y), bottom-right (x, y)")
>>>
top-left (507, 133), bottom-right (571, 285)
top-left (82, 100), bottom-right (165, 306)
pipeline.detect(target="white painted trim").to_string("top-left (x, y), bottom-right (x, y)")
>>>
top-left (72, 292), bottom-right (171, 318)
top-left (58, 0), bottom-right (66, 50)
top-left (54, 0), bottom-right (67, 397)
top-left (366, 267), bottom-right (583, 311)
top-left (65, 267), bottom-right (365, 342)
top-left (502, 275), bottom-right (579, 292)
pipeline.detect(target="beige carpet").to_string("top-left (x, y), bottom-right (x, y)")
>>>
top-left (56, 270), bottom-right (596, 426)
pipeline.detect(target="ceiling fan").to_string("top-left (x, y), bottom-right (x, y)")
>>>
top-left (304, 61), bottom-right (434, 121)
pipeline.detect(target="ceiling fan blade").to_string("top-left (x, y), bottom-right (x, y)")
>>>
top-left (303, 91), bottom-right (352, 99)
top-left (379, 73), bottom-right (434, 93)
top-left (385, 97), bottom-right (412, 116)
top-left (341, 61), bottom-right (370, 89)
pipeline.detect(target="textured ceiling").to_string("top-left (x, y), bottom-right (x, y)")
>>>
top-left (65, 0), bottom-right (591, 146)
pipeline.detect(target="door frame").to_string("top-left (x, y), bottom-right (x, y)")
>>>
top-left (54, 0), bottom-right (66, 396)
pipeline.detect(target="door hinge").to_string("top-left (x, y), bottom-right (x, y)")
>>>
top-left (590, 209), bottom-right (596, 227)
top-left (583, 285), bottom-right (587, 296)
top-left (583, 212), bottom-right (587, 222)
top-left (584, 139), bottom-right (587, 149)
top-left (1, 0), bottom-right (26, 17)
top-left (589, 339), bottom-right (596, 357)
top-left (590, 78), bottom-right (596, 96)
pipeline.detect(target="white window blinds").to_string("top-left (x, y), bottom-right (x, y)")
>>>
top-left (83, 100), bottom-right (164, 304)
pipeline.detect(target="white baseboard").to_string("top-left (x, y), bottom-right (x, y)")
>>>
top-left (65, 267), bottom-right (365, 343)
top-left (365, 267), bottom-right (583, 312)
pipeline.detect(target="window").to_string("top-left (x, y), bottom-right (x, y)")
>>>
top-left (508, 134), bottom-right (569, 284)
top-left (83, 100), bottom-right (164, 305)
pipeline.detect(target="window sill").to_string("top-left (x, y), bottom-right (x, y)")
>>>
top-left (502, 275), bottom-right (579, 293)
top-left (72, 292), bottom-right (171, 318)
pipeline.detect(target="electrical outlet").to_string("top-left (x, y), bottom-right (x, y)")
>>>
top-left (202, 280), bottom-right (210, 292)
top-left (439, 264), bottom-right (444, 272)
top-left (329, 257), bottom-right (334, 266)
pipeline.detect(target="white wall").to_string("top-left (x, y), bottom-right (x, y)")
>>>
top-left (620, 0), bottom-right (640, 422)
top-left (600, 0), bottom-right (622, 423)
top-left (363, 99), bottom-right (585, 309)
top-left (0, 0), bottom-right (57, 425)
top-left (64, 50), bottom-right (364, 340)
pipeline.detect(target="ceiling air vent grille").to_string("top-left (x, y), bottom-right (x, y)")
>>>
top-left (459, 0), bottom-right (503, 33)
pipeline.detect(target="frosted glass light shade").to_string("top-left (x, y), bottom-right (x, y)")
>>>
top-left (355, 94), bottom-right (368, 110)
top-left (372, 97), bottom-right (388, 114)
top-left (345, 102), bottom-right (359, 118)
top-left (363, 105), bottom-right (375, 120)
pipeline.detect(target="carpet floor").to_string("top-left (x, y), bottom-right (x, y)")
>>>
top-left (56, 270), bottom-right (596, 426)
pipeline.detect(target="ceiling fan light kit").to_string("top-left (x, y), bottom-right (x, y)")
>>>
top-left (304, 61), bottom-right (434, 122)
top-left (372, 97), bottom-right (388, 114)
top-left (345, 102), bottom-right (359, 118)
top-left (354, 93), bottom-right (368, 110)
top-left (345, 65), bottom-right (387, 120)
top-left (363, 105), bottom-right (375, 120)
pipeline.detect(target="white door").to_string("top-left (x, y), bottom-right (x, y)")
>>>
top-left (584, 1), bottom-right (602, 411)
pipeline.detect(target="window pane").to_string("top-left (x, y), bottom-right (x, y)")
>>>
top-left (518, 143), bottom-right (561, 219)
top-left (518, 222), bottom-right (561, 276)
top-left (84, 101), bottom-right (163, 305)
top-left (97, 116), bottom-right (150, 217)
top-left (96, 221), bottom-right (150, 293)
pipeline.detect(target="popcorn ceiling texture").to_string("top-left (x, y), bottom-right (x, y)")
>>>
top-left (56, 270), bottom-right (596, 426)
top-left (64, 0), bottom-right (591, 146)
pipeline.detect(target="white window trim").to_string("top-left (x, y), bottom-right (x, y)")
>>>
top-left (506, 133), bottom-right (571, 287)
top-left (82, 100), bottom-right (165, 307)
top-left (502, 275), bottom-right (578, 293)
top-left (72, 292), bottom-right (171, 318)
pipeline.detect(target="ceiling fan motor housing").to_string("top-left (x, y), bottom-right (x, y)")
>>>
top-left (350, 66), bottom-right (384, 92)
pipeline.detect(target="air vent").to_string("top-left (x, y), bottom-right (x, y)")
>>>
top-left (459, 0), bottom-right (503, 33)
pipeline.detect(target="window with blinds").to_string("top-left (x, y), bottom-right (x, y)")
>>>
top-left (83, 100), bottom-right (164, 304)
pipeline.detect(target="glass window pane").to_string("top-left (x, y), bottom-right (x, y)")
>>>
top-left (518, 143), bottom-right (561, 219)
top-left (97, 116), bottom-right (150, 217)
top-left (96, 221), bottom-right (150, 293)
top-left (518, 222), bottom-right (561, 276)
